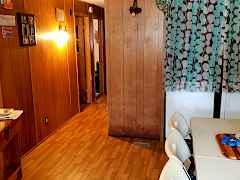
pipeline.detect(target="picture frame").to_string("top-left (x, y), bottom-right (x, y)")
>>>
top-left (17, 13), bottom-right (36, 46)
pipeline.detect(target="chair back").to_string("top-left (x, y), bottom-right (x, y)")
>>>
top-left (168, 112), bottom-right (190, 139)
top-left (159, 157), bottom-right (190, 180)
top-left (165, 129), bottom-right (191, 166)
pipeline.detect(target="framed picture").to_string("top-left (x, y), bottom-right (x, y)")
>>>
top-left (17, 13), bottom-right (36, 46)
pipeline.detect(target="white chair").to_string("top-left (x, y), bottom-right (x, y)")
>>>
top-left (159, 157), bottom-right (191, 180)
top-left (168, 112), bottom-right (191, 139)
top-left (165, 129), bottom-right (192, 170)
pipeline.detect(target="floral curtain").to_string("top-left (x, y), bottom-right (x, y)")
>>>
top-left (157, 0), bottom-right (240, 92)
top-left (222, 0), bottom-right (240, 92)
top-left (155, 0), bottom-right (171, 12)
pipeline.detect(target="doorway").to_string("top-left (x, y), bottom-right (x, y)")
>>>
top-left (76, 16), bottom-right (92, 108)
top-left (75, 16), bottom-right (106, 108)
top-left (92, 18), bottom-right (106, 100)
top-left (93, 19), bottom-right (100, 97)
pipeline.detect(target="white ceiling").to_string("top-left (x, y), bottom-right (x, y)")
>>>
top-left (79, 0), bottom-right (104, 7)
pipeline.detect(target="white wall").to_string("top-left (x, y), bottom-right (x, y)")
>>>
top-left (221, 92), bottom-right (240, 120)
top-left (93, 19), bottom-right (100, 72)
top-left (166, 92), bottom-right (214, 136)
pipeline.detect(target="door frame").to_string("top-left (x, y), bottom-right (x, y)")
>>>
top-left (90, 17), bottom-right (106, 101)
top-left (75, 14), bottom-right (106, 105)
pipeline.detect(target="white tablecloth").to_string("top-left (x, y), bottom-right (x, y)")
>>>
top-left (191, 118), bottom-right (240, 180)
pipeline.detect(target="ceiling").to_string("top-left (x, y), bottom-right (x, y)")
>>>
top-left (79, 0), bottom-right (104, 7)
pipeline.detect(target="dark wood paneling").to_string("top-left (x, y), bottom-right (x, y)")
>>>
top-left (0, 0), bottom-right (79, 154)
top-left (136, 0), bottom-right (145, 139)
top-left (76, 17), bottom-right (88, 105)
top-left (23, 0), bottom-right (79, 141)
top-left (98, 19), bottom-right (106, 95)
top-left (105, 0), bottom-right (125, 136)
top-left (83, 17), bottom-right (93, 103)
top-left (0, 82), bottom-right (3, 107)
top-left (106, 0), bottom-right (165, 140)
top-left (123, 0), bottom-right (138, 137)
top-left (66, 0), bottom-right (81, 116)
top-left (75, 1), bottom-right (104, 19)
top-left (0, 1), bottom-right (36, 154)
top-left (89, 17), bottom-right (95, 102)
top-left (142, 1), bottom-right (164, 139)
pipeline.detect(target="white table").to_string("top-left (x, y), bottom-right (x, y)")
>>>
top-left (191, 118), bottom-right (240, 180)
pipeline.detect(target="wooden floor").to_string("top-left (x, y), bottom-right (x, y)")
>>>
top-left (22, 97), bottom-right (167, 180)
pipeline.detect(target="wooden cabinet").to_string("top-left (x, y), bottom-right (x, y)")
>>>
top-left (0, 119), bottom-right (22, 180)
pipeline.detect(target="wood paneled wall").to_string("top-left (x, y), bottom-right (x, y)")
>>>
top-left (75, 1), bottom-right (104, 18)
top-left (83, 17), bottom-right (93, 103)
top-left (0, 0), bottom-right (79, 154)
top-left (105, 0), bottom-right (165, 140)
top-left (0, 3), bottom-right (36, 154)
top-left (24, 0), bottom-right (79, 141)
top-left (0, 82), bottom-right (3, 107)
top-left (65, 0), bottom-right (81, 116)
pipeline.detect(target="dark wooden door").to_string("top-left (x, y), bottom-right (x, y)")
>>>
top-left (76, 17), bottom-right (88, 106)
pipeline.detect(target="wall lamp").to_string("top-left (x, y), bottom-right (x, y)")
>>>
top-left (40, 25), bottom-right (69, 48)
top-left (39, 8), bottom-right (70, 48)
top-left (129, 0), bottom-right (142, 16)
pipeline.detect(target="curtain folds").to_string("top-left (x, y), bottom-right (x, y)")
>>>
top-left (222, 0), bottom-right (240, 92)
top-left (163, 0), bottom-right (240, 92)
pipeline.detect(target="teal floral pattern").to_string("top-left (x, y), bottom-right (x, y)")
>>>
top-left (155, 0), bottom-right (171, 12)
top-left (222, 0), bottom-right (240, 92)
top-left (165, 0), bottom-right (240, 92)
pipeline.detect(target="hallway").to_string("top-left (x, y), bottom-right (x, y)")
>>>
top-left (22, 97), bottom-right (167, 180)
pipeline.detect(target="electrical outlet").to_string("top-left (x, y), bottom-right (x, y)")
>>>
top-left (43, 117), bottom-right (49, 125)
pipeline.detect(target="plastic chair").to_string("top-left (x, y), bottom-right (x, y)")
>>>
top-left (165, 129), bottom-right (192, 170)
top-left (168, 112), bottom-right (191, 139)
top-left (159, 157), bottom-right (191, 180)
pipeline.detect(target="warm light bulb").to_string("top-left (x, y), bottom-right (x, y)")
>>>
top-left (55, 31), bottom-right (70, 47)
top-left (40, 30), bottom-right (70, 48)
